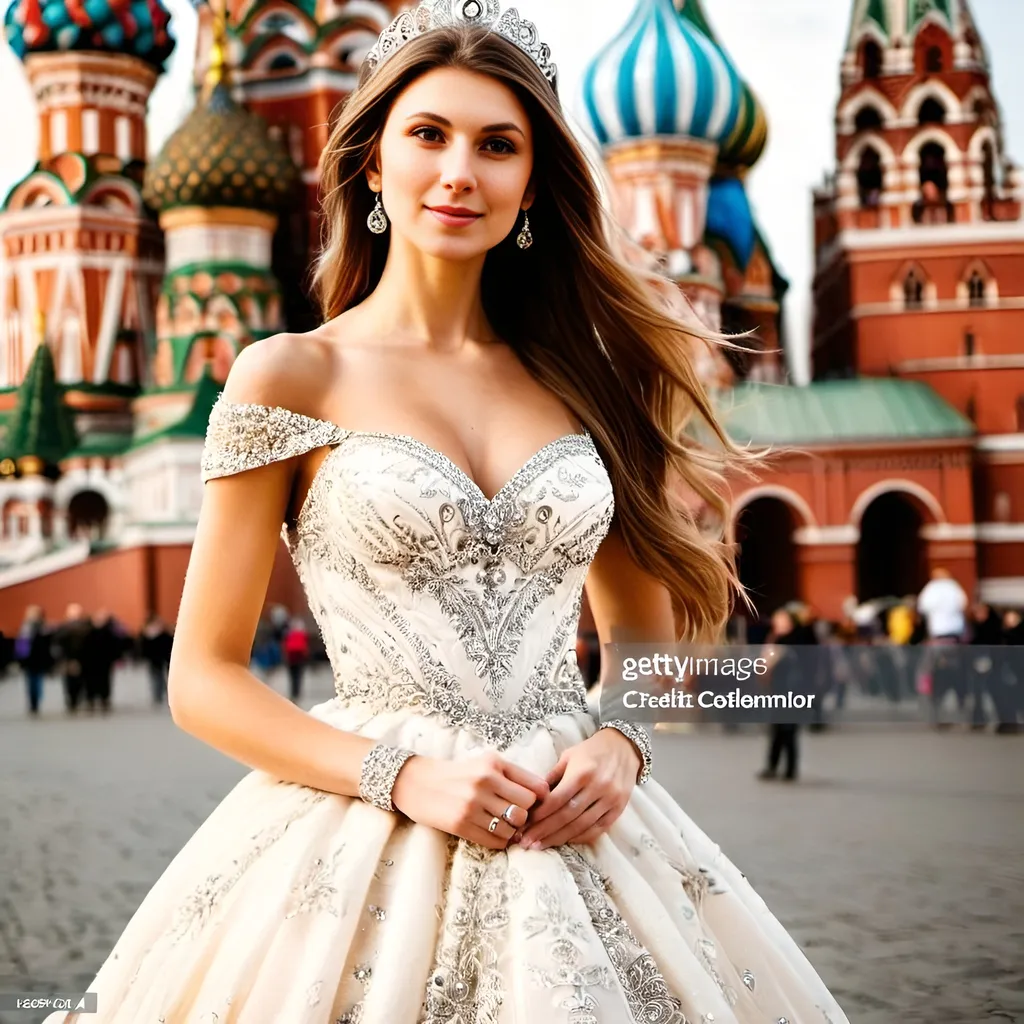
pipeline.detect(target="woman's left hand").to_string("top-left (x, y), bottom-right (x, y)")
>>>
top-left (516, 729), bottom-right (641, 850)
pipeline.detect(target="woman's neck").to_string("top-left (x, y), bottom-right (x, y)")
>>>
top-left (362, 237), bottom-right (497, 351)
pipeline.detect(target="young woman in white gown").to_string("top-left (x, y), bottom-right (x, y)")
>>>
top-left (49, 2), bottom-right (850, 1021)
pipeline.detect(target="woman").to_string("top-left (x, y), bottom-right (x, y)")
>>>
top-left (50, 4), bottom-right (849, 1022)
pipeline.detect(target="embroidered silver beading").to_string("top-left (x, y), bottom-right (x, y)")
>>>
top-left (598, 720), bottom-right (652, 785)
top-left (359, 743), bottom-right (416, 812)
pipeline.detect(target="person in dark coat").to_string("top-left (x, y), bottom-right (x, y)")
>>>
top-left (758, 607), bottom-right (806, 782)
top-left (138, 614), bottom-right (174, 706)
top-left (14, 605), bottom-right (53, 715)
top-left (967, 602), bottom-right (1003, 728)
top-left (81, 608), bottom-right (123, 713)
top-left (51, 603), bottom-right (92, 713)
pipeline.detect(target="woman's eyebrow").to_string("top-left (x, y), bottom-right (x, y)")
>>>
top-left (404, 111), bottom-right (526, 138)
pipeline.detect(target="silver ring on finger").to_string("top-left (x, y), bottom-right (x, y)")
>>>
top-left (502, 803), bottom-right (520, 823)
top-left (488, 815), bottom-right (501, 833)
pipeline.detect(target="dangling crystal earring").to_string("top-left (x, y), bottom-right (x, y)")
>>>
top-left (367, 190), bottom-right (388, 234)
top-left (516, 209), bottom-right (533, 249)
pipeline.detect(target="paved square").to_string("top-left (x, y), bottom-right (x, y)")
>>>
top-left (0, 665), bottom-right (1021, 1024)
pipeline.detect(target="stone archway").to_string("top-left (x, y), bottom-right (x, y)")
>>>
top-left (856, 492), bottom-right (930, 601)
top-left (735, 496), bottom-right (800, 621)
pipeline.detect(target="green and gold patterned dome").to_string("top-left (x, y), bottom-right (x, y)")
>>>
top-left (143, 81), bottom-right (297, 213)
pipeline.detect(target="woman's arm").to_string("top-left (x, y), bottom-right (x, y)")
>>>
top-left (167, 336), bottom-right (379, 796)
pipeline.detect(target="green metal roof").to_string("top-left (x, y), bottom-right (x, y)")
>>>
top-left (64, 432), bottom-right (133, 459)
top-left (717, 379), bottom-right (974, 446)
top-left (127, 367), bottom-right (222, 451)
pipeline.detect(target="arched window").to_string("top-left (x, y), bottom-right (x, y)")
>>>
top-left (926, 46), bottom-right (944, 73)
top-left (857, 147), bottom-right (883, 207)
top-left (968, 271), bottom-right (986, 306)
top-left (855, 106), bottom-right (883, 132)
top-left (982, 140), bottom-right (996, 219)
top-left (918, 97), bottom-right (946, 125)
top-left (904, 269), bottom-right (924, 309)
top-left (862, 40), bottom-right (882, 79)
top-left (268, 52), bottom-right (298, 71)
top-left (964, 330), bottom-right (975, 356)
top-left (913, 142), bottom-right (952, 223)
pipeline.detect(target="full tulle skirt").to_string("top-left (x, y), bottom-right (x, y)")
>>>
top-left (47, 698), bottom-right (849, 1024)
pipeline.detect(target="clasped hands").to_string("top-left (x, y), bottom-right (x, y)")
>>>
top-left (391, 728), bottom-right (642, 851)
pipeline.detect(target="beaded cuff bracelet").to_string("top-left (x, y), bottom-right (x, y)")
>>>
top-left (598, 720), bottom-right (653, 785)
top-left (358, 743), bottom-right (416, 812)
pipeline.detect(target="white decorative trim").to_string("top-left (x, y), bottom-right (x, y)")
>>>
top-left (976, 523), bottom-right (1024, 543)
top-left (849, 479), bottom-right (945, 526)
top-left (977, 577), bottom-right (1024, 604)
top-left (118, 523), bottom-right (197, 546)
top-left (731, 485), bottom-right (817, 528)
top-left (976, 434), bottom-right (1024, 452)
top-left (919, 522), bottom-right (978, 541)
top-left (895, 353), bottom-right (1024, 372)
top-left (899, 80), bottom-right (964, 123)
top-left (93, 259), bottom-right (127, 382)
top-left (854, 296), bottom-right (1024, 319)
top-left (0, 539), bottom-right (90, 586)
top-left (836, 89), bottom-right (899, 135)
top-left (793, 525), bottom-right (859, 545)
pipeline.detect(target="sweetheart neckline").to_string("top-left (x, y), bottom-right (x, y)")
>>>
top-left (211, 398), bottom-right (597, 527)
top-left (294, 428), bottom-right (598, 531)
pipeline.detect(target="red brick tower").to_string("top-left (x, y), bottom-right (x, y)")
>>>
top-left (812, 0), bottom-right (1024, 605)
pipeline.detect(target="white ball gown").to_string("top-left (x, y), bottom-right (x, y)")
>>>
top-left (46, 395), bottom-right (850, 1024)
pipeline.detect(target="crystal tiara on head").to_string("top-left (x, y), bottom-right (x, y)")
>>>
top-left (364, 0), bottom-right (557, 87)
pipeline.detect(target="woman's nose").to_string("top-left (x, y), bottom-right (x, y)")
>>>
top-left (439, 140), bottom-right (477, 193)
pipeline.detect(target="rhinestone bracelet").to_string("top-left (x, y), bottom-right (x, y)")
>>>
top-left (598, 720), bottom-right (652, 785)
top-left (358, 743), bottom-right (417, 812)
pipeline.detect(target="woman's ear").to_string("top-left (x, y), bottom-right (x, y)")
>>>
top-left (365, 151), bottom-right (382, 192)
top-left (522, 179), bottom-right (536, 212)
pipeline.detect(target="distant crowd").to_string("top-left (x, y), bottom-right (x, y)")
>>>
top-left (1, 602), bottom-right (317, 716)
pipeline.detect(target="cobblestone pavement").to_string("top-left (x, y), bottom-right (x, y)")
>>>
top-left (0, 663), bottom-right (1021, 1024)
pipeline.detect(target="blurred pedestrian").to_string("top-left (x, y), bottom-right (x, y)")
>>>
top-left (916, 569), bottom-right (968, 725)
top-left (81, 608), bottom-right (123, 713)
top-left (282, 617), bottom-right (310, 702)
top-left (758, 607), bottom-right (802, 782)
top-left (967, 602), bottom-right (1002, 729)
top-left (51, 603), bottom-right (92, 713)
top-left (139, 614), bottom-right (174, 706)
top-left (14, 605), bottom-right (52, 715)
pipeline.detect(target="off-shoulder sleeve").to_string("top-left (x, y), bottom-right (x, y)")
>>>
top-left (200, 395), bottom-right (350, 483)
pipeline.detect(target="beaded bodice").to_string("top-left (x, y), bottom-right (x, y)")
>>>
top-left (200, 396), bottom-right (616, 748)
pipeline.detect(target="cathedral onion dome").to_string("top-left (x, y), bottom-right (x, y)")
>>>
top-left (142, 81), bottom-right (297, 213)
top-left (705, 176), bottom-right (755, 270)
top-left (675, 0), bottom-right (766, 170)
top-left (3, 0), bottom-right (174, 68)
top-left (580, 0), bottom-right (742, 150)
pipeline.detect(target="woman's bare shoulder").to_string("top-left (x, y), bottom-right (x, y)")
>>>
top-left (220, 330), bottom-right (340, 418)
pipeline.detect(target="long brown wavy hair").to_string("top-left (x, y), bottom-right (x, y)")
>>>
top-left (312, 25), bottom-right (764, 642)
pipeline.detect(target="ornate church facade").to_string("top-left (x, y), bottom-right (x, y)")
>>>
top-left (0, 0), bottom-right (1021, 630)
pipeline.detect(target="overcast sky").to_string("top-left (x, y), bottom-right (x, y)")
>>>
top-left (1, 0), bottom-right (1021, 382)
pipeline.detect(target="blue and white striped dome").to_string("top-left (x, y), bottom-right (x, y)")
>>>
top-left (580, 0), bottom-right (743, 149)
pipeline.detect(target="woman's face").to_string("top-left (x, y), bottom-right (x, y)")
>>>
top-left (369, 66), bottom-right (535, 261)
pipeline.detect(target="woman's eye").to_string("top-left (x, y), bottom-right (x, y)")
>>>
top-left (485, 137), bottom-right (516, 155)
top-left (413, 126), bottom-right (444, 143)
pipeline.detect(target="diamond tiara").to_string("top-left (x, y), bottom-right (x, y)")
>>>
top-left (364, 0), bottom-right (557, 87)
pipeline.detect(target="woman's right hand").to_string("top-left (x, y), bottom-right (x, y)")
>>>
top-left (390, 751), bottom-right (549, 849)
